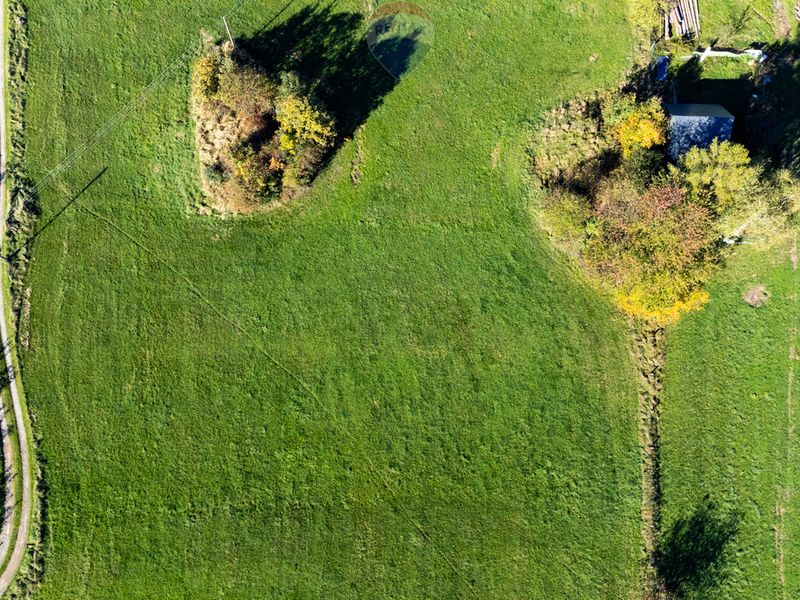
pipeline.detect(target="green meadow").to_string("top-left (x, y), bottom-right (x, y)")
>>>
top-left (18, 0), bottom-right (643, 597)
top-left (662, 237), bottom-right (800, 598)
top-left (659, 3), bottom-right (800, 597)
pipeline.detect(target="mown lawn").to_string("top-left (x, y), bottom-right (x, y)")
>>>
top-left (662, 236), bottom-right (800, 598)
top-left (699, 0), bottom-right (795, 44)
top-left (660, 5), bottom-right (800, 597)
top-left (20, 0), bottom-right (642, 597)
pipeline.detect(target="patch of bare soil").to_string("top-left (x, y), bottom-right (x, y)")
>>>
top-left (743, 285), bottom-right (771, 307)
top-left (491, 141), bottom-right (501, 169)
top-left (773, 0), bottom-right (792, 38)
top-left (350, 126), bottom-right (366, 185)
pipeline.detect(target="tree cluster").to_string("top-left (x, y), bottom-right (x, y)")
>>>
top-left (192, 42), bottom-right (336, 211)
top-left (531, 92), bottom-right (795, 323)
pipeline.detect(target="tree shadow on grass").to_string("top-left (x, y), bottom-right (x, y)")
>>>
top-left (240, 4), bottom-right (415, 139)
top-left (655, 497), bottom-right (740, 599)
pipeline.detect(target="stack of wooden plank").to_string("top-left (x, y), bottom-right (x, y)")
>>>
top-left (665, 0), bottom-right (701, 38)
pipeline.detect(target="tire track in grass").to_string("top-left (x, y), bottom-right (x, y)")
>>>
top-left (48, 177), bottom-right (482, 598)
top-left (776, 232), bottom-right (798, 600)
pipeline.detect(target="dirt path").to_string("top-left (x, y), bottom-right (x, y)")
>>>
top-left (0, 0), bottom-right (34, 590)
top-left (773, 0), bottom-right (792, 38)
top-left (634, 322), bottom-right (668, 600)
top-left (0, 400), bottom-right (13, 568)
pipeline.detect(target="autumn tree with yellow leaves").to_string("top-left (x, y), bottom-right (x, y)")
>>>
top-left (531, 92), bottom-right (791, 324)
top-left (191, 43), bottom-right (337, 210)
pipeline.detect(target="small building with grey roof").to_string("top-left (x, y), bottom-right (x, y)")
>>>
top-left (664, 103), bottom-right (735, 160)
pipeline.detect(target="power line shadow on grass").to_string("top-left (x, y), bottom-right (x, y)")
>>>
top-left (655, 497), bottom-right (740, 599)
top-left (3, 168), bottom-right (108, 263)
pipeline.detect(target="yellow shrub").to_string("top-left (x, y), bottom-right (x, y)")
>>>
top-left (231, 146), bottom-right (269, 195)
top-left (614, 101), bottom-right (667, 157)
top-left (616, 289), bottom-right (709, 324)
top-left (192, 53), bottom-right (221, 100)
top-left (276, 95), bottom-right (335, 154)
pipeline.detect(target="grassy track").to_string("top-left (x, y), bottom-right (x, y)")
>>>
top-left (662, 236), bottom-right (800, 598)
top-left (19, 0), bottom-right (642, 597)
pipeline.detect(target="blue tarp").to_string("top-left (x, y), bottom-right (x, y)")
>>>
top-left (655, 56), bottom-right (669, 82)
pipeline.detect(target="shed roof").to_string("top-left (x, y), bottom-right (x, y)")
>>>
top-left (664, 103), bottom-right (735, 160)
top-left (664, 103), bottom-right (734, 120)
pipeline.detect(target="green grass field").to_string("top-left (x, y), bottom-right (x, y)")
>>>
top-left (662, 236), bottom-right (800, 598)
top-left (699, 0), bottom-right (795, 44)
top-left (18, 0), bottom-right (644, 597)
top-left (659, 5), bottom-right (800, 597)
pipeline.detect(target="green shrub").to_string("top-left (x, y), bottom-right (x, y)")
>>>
top-left (771, 169), bottom-right (800, 218)
top-left (230, 144), bottom-right (278, 199)
top-left (672, 140), bottom-right (762, 238)
top-left (538, 189), bottom-right (592, 242)
top-left (204, 162), bottom-right (230, 185)
top-left (677, 140), bottom-right (761, 216)
top-left (619, 147), bottom-right (664, 190)
top-left (217, 59), bottom-right (277, 127)
top-left (278, 71), bottom-right (306, 99)
top-left (601, 92), bottom-right (639, 131)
